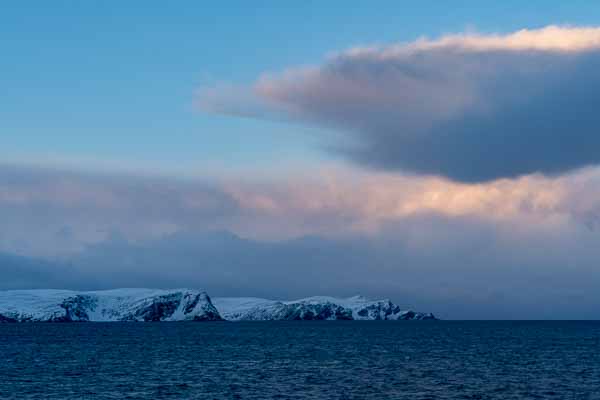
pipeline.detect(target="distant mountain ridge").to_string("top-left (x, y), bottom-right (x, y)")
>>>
top-left (0, 289), bottom-right (222, 322)
top-left (0, 289), bottom-right (435, 322)
top-left (213, 295), bottom-right (436, 321)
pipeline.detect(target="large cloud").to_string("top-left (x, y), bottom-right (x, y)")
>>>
top-left (2, 162), bottom-right (600, 255)
top-left (4, 163), bottom-right (600, 318)
top-left (200, 26), bottom-right (600, 182)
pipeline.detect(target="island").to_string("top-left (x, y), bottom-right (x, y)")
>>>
top-left (0, 289), bottom-right (436, 322)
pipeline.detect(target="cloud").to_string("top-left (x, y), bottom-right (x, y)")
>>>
top-left (3, 163), bottom-right (600, 318)
top-left (4, 218), bottom-right (600, 319)
top-left (199, 26), bottom-right (600, 182)
top-left (2, 162), bottom-right (600, 255)
top-left (0, 164), bottom-right (241, 256)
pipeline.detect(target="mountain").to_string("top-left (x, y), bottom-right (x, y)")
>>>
top-left (213, 295), bottom-right (436, 321)
top-left (0, 289), bottom-right (222, 322)
top-left (0, 289), bottom-right (436, 322)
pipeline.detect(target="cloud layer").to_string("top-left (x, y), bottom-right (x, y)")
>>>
top-left (3, 163), bottom-right (600, 318)
top-left (2, 163), bottom-right (600, 254)
top-left (200, 26), bottom-right (600, 182)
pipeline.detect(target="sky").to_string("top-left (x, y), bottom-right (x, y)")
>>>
top-left (3, 1), bottom-right (600, 318)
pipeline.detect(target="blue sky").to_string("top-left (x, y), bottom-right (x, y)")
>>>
top-left (3, 0), bottom-right (600, 175)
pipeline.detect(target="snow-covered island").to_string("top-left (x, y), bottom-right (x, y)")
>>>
top-left (0, 289), bottom-right (436, 322)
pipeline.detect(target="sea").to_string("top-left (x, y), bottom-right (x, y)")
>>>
top-left (1, 321), bottom-right (599, 399)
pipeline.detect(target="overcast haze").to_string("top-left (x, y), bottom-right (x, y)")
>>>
top-left (3, 2), bottom-right (600, 318)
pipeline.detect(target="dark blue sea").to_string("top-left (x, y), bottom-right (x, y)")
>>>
top-left (1, 321), bottom-right (600, 399)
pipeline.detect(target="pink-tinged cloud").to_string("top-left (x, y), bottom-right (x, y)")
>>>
top-left (3, 163), bottom-right (600, 256)
top-left (199, 26), bottom-right (600, 182)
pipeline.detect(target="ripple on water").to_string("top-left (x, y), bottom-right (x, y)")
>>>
top-left (1, 321), bottom-right (600, 399)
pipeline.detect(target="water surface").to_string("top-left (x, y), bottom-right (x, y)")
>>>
top-left (1, 321), bottom-right (599, 399)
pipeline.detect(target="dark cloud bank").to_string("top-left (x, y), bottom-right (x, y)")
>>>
top-left (3, 224), bottom-right (600, 320)
top-left (201, 27), bottom-right (600, 182)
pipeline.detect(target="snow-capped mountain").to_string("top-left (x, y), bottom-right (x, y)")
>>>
top-left (0, 289), bottom-right (436, 322)
top-left (212, 295), bottom-right (436, 321)
top-left (0, 289), bottom-right (222, 322)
